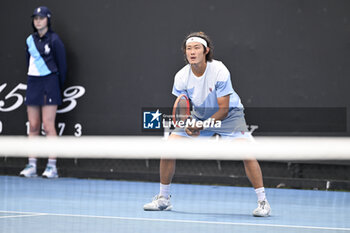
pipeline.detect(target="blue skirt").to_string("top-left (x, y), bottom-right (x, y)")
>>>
top-left (25, 73), bottom-right (62, 106)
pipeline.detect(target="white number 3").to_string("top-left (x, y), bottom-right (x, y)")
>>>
top-left (57, 86), bottom-right (85, 113)
top-left (74, 123), bottom-right (82, 137)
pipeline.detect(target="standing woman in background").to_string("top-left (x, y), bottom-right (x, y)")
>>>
top-left (20, 6), bottom-right (67, 178)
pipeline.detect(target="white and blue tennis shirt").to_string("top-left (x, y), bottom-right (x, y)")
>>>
top-left (172, 60), bottom-right (247, 133)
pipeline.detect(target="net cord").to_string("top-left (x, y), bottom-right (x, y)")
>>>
top-left (0, 136), bottom-right (349, 160)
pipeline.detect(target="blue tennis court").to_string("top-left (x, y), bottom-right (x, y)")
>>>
top-left (0, 175), bottom-right (349, 233)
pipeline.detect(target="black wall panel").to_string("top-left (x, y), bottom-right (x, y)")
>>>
top-left (1, 0), bottom-right (349, 136)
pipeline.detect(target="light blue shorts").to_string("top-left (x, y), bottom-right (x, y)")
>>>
top-left (171, 108), bottom-right (253, 141)
top-left (171, 129), bottom-right (254, 141)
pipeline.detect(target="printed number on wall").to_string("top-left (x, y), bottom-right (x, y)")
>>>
top-left (57, 86), bottom-right (86, 113)
top-left (0, 83), bottom-right (85, 113)
top-left (74, 123), bottom-right (82, 137)
top-left (0, 83), bottom-right (27, 112)
top-left (26, 121), bottom-right (82, 136)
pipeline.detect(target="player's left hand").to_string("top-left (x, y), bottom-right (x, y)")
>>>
top-left (185, 125), bottom-right (202, 137)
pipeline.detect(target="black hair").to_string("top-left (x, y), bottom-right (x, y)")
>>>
top-left (182, 31), bottom-right (214, 63)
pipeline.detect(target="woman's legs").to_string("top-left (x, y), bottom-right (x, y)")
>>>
top-left (19, 106), bottom-right (41, 177)
top-left (27, 105), bottom-right (41, 137)
top-left (41, 105), bottom-right (57, 137)
top-left (41, 105), bottom-right (59, 178)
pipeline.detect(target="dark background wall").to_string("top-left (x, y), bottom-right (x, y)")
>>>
top-left (1, 0), bottom-right (349, 136)
top-left (1, 0), bottom-right (350, 190)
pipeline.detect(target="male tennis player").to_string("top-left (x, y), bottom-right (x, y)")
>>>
top-left (143, 32), bottom-right (271, 217)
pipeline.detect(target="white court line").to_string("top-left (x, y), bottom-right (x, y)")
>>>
top-left (0, 213), bottom-right (47, 219)
top-left (0, 210), bottom-right (349, 231)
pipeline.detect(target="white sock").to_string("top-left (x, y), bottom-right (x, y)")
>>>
top-left (29, 158), bottom-right (37, 167)
top-left (255, 187), bottom-right (266, 202)
top-left (159, 183), bottom-right (171, 198)
top-left (48, 159), bottom-right (56, 167)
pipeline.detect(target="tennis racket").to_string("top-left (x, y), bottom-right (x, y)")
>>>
top-left (172, 94), bottom-right (191, 128)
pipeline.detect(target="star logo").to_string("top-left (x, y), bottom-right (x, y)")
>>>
top-left (150, 109), bottom-right (161, 122)
top-left (143, 109), bottom-right (162, 129)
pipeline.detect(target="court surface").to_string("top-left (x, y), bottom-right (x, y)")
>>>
top-left (0, 175), bottom-right (349, 233)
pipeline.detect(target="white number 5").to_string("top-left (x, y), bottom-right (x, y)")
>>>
top-left (0, 83), bottom-right (27, 112)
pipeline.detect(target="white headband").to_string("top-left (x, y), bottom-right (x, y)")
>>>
top-left (186, 37), bottom-right (208, 48)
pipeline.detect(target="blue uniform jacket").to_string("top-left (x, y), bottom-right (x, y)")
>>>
top-left (26, 30), bottom-right (67, 87)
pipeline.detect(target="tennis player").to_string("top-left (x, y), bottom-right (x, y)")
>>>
top-left (144, 32), bottom-right (271, 217)
top-left (19, 6), bottom-right (67, 178)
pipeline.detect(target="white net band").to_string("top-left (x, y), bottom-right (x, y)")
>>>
top-left (1, 136), bottom-right (349, 160)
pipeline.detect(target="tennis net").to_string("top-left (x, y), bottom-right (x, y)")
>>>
top-left (0, 136), bottom-right (349, 233)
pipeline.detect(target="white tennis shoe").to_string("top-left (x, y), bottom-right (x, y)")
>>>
top-left (253, 199), bottom-right (271, 217)
top-left (42, 165), bottom-right (58, 179)
top-left (19, 164), bottom-right (37, 178)
top-left (143, 195), bottom-right (172, 211)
